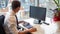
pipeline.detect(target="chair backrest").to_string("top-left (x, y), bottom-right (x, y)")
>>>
top-left (0, 15), bottom-right (6, 34)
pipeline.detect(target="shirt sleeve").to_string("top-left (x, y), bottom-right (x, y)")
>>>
top-left (7, 16), bottom-right (19, 34)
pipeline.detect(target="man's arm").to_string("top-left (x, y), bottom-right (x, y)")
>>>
top-left (9, 16), bottom-right (37, 34)
top-left (18, 21), bottom-right (37, 32)
top-left (8, 16), bottom-right (18, 34)
top-left (24, 28), bottom-right (37, 32)
top-left (18, 28), bottom-right (37, 34)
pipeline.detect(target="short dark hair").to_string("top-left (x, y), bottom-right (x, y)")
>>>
top-left (12, 1), bottom-right (21, 10)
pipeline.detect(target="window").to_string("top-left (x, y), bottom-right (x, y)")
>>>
top-left (39, 0), bottom-right (57, 18)
top-left (18, 0), bottom-right (35, 19)
top-left (19, 0), bottom-right (35, 11)
top-left (0, 0), bottom-right (8, 8)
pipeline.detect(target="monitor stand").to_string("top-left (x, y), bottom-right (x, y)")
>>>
top-left (38, 20), bottom-right (49, 25)
top-left (38, 20), bottom-right (42, 24)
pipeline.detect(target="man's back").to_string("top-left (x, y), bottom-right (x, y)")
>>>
top-left (4, 11), bottom-right (18, 34)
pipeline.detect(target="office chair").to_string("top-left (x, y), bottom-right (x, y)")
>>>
top-left (0, 15), bottom-right (6, 34)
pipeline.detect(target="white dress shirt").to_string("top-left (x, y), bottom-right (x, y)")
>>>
top-left (4, 11), bottom-right (19, 34)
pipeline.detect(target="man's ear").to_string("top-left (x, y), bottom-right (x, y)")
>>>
top-left (16, 7), bottom-right (20, 11)
top-left (17, 7), bottom-right (20, 10)
top-left (20, 7), bottom-right (24, 10)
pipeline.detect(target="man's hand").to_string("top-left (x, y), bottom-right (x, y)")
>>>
top-left (25, 28), bottom-right (37, 32)
top-left (18, 28), bottom-right (37, 34)
top-left (22, 28), bottom-right (37, 32)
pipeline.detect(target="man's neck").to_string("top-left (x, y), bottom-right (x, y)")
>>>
top-left (13, 10), bottom-right (17, 13)
top-left (11, 10), bottom-right (16, 15)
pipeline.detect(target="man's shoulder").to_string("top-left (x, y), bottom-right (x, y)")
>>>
top-left (5, 14), bottom-right (16, 22)
top-left (9, 15), bottom-right (15, 18)
top-left (8, 15), bottom-right (16, 21)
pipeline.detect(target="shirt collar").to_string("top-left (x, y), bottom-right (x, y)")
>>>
top-left (11, 11), bottom-right (16, 16)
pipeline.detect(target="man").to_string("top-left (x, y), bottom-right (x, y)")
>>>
top-left (4, 0), bottom-right (36, 34)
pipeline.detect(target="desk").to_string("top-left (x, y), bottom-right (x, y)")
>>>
top-left (18, 24), bottom-right (44, 34)
top-left (32, 24), bottom-right (44, 34)
top-left (19, 18), bottom-right (44, 34)
top-left (19, 17), bottom-right (59, 34)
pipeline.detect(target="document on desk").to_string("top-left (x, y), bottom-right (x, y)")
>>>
top-left (19, 23), bottom-right (33, 30)
top-left (23, 23), bottom-right (33, 29)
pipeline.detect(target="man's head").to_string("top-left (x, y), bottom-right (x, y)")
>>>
top-left (11, 0), bottom-right (21, 13)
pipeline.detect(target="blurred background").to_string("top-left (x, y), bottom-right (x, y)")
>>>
top-left (0, 0), bottom-right (57, 19)
top-left (0, 0), bottom-right (59, 34)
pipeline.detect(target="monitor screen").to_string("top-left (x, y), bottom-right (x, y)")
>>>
top-left (29, 6), bottom-right (46, 21)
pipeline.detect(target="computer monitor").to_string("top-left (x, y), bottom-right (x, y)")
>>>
top-left (29, 6), bottom-right (49, 25)
top-left (30, 6), bottom-right (46, 21)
